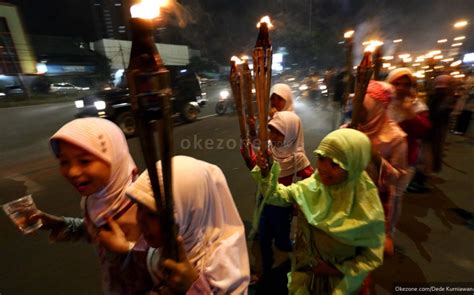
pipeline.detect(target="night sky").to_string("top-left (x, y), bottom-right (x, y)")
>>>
top-left (4, 0), bottom-right (473, 64)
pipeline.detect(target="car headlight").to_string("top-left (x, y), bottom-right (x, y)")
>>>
top-left (94, 100), bottom-right (106, 110)
top-left (219, 90), bottom-right (230, 99)
top-left (75, 100), bottom-right (84, 108)
top-left (299, 84), bottom-right (308, 91)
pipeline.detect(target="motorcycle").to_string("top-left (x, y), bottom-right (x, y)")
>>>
top-left (215, 90), bottom-right (235, 115)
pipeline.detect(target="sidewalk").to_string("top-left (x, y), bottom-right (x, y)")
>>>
top-left (374, 129), bottom-right (474, 293)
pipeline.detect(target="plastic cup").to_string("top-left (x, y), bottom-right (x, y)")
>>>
top-left (3, 195), bottom-right (42, 234)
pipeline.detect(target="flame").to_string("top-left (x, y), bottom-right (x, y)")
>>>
top-left (230, 56), bottom-right (243, 65)
top-left (240, 55), bottom-right (250, 61)
top-left (344, 30), bottom-right (354, 39)
top-left (256, 16), bottom-right (273, 29)
top-left (364, 40), bottom-right (383, 53)
top-left (130, 0), bottom-right (169, 19)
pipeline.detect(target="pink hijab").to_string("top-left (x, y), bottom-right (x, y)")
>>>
top-left (50, 118), bottom-right (137, 227)
top-left (268, 111), bottom-right (310, 177)
top-left (271, 83), bottom-right (294, 111)
top-left (359, 81), bottom-right (406, 149)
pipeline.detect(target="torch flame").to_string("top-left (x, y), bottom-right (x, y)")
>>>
top-left (344, 30), bottom-right (354, 39)
top-left (364, 40), bottom-right (383, 53)
top-left (256, 16), bottom-right (273, 29)
top-left (231, 56), bottom-right (243, 65)
top-left (131, 0), bottom-right (169, 19)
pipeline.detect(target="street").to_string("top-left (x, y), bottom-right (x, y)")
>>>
top-left (1, 86), bottom-right (473, 294)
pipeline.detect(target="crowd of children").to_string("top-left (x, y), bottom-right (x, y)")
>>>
top-left (12, 66), bottom-right (468, 294)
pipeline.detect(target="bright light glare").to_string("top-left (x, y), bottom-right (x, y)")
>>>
top-left (344, 30), bottom-right (354, 39)
top-left (451, 60), bottom-right (462, 67)
top-left (130, 0), bottom-right (167, 19)
top-left (36, 63), bottom-right (48, 74)
top-left (257, 16), bottom-right (273, 29)
top-left (393, 39), bottom-right (403, 43)
top-left (454, 20), bottom-right (468, 28)
top-left (437, 39), bottom-right (448, 43)
top-left (364, 40), bottom-right (383, 52)
top-left (94, 100), bottom-right (107, 110)
top-left (75, 100), bottom-right (84, 108)
top-left (299, 84), bottom-right (308, 91)
top-left (230, 56), bottom-right (243, 64)
top-left (452, 43), bottom-right (463, 47)
top-left (454, 36), bottom-right (466, 41)
top-left (219, 90), bottom-right (230, 99)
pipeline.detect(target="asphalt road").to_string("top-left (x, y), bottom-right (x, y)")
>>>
top-left (0, 87), bottom-right (473, 294)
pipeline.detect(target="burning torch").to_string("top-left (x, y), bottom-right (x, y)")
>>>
top-left (253, 16), bottom-right (273, 176)
top-left (229, 57), bottom-right (248, 143)
top-left (351, 41), bottom-right (378, 128)
top-left (127, 0), bottom-right (178, 261)
top-left (241, 56), bottom-right (257, 144)
top-left (343, 30), bottom-right (354, 109)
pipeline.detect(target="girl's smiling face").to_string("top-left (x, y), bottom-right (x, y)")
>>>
top-left (58, 141), bottom-right (111, 196)
top-left (316, 155), bottom-right (348, 186)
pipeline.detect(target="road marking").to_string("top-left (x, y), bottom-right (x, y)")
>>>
top-left (198, 114), bottom-right (218, 119)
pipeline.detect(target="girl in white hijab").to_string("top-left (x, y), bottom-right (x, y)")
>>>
top-left (33, 117), bottom-right (153, 294)
top-left (270, 83), bottom-right (295, 116)
top-left (126, 155), bottom-right (250, 294)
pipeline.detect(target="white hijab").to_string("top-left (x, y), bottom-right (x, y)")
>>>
top-left (269, 111), bottom-right (311, 178)
top-left (126, 156), bottom-right (250, 294)
top-left (271, 83), bottom-right (294, 111)
top-left (386, 68), bottom-right (428, 123)
top-left (50, 118), bottom-right (136, 227)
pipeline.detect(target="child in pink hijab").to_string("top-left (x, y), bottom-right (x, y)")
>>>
top-left (32, 118), bottom-right (152, 294)
top-left (270, 83), bottom-right (295, 117)
top-left (357, 80), bottom-right (408, 256)
top-left (386, 68), bottom-right (431, 192)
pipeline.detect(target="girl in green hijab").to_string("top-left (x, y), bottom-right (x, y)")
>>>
top-left (252, 128), bottom-right (385, 295)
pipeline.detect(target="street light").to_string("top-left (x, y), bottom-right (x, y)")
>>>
top-left (454, 36), bottom-right (466, 41)
top-left (454, 20), bottom-right (468, 28)
top-left (393, 39), bottom-right (403, 43)
top-left (437, 39), bottom-right (448, 43)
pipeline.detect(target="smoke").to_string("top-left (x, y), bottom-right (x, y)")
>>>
top-left (161, 0), bottom-right (196, 28)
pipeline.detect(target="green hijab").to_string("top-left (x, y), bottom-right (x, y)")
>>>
top-left (298, 128), bottom-right (384, 248)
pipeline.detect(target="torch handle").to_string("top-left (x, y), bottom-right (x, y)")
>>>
top-left (253, 47), bottom-right (273, 176)
top-left (242, 63), bottom-right (257, 141)
top-left (128, 69), bottom-right (179, 262)
top-left (351, 68), bottom-right (373, 128)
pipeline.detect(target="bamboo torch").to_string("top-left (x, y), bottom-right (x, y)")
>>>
top-left (342, 30), bottom-right (354, 109)
top-left (127, 0), bottom-right (178, 261)
top-left (253, 16), bottom-right (273, 176)
top-left (241, 56), bottom-right (257, 144)
top-left (351, 42), bottom-right (377, 128)
top-left (229, 56), bottom-right (248, 143)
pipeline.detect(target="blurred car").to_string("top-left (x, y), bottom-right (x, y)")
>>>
top-left (50, 82), bottom-right (90, 93)
top-left (1, 85), bottom-right (24, 96)
top-left (74, 66), bottom-right (207, 137)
